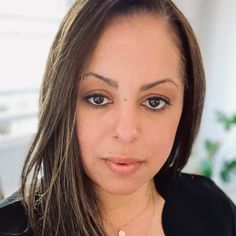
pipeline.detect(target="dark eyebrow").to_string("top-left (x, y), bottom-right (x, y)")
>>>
top-left (84, 72), bottom-right (118, 89)
top-left (140, 78), bottom-right (178, 91)
top-left (84, 72), bottom-right (178, 90)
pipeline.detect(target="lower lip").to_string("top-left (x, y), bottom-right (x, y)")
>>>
top-left (104, 159), bottom-right (143, 175)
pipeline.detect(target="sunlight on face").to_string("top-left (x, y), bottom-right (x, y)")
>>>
top-left (76, 13), bottom-right (184, 195)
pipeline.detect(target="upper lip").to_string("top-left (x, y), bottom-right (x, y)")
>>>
top-left (103, 157), bottom-right (144, 164)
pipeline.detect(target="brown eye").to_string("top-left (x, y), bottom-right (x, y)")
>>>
top-left (142, 96), bottom-right (170, 111)
top-left (85, 94), bottom-right (111, 106)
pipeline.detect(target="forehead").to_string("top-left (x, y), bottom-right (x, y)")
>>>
top-left (84, 13), bottom-right (182, 87)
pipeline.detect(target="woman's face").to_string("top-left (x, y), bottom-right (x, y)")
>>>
top-left (76, 14), bottom-right (184, 195)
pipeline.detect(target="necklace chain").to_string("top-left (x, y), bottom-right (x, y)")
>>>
top-left (103, 189), bottom-right (155, 236)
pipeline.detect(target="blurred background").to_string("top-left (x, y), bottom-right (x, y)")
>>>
top-left (0, 0), bottom-right (235, 202)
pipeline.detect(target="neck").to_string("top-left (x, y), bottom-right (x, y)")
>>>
top-left (98, 180), bottom-right (156, 226)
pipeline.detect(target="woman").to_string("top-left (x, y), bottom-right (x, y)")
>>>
top-left (0, 0), bottom-right (235, 235)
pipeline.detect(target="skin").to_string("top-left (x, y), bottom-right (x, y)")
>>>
top-left (76, 13), bottom-right (184, 235)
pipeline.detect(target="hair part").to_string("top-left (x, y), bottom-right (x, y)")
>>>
top-left (21, 1), bottom-right (205, 235)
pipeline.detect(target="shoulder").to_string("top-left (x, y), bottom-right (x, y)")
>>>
top-left (171, 172), bottom-right (232, 199)
top-left (0, 191), bottom-right (32, 235)
top-left (171, 172), bottom-right (235, 208)
top-left (159, 172), bottom-right (236, 236)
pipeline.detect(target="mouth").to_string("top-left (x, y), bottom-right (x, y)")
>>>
top-left (102, 157), bottom-right (144, 175)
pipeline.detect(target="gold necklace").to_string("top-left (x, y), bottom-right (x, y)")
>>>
top-left (104, 189), bottom-right (155, 236)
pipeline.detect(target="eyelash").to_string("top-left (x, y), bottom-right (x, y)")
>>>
top-left (84, 93), bottom-right (112, 109)
top-left (141, 96), bottom-right (171, 112)
top-left (84, 93), bottom-right (171, 112)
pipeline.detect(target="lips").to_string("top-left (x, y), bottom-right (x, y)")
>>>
top-left (102, 157), bottom-right (144, 175)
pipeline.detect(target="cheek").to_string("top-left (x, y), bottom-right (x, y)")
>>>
top-left (76, 115), bottom-right (95, 154)
top-left (147, 129), bottom-right (175, 160)
top-left (76, 111), bottom-right (107, 159)
top-left (145, 114), bottom-right (181, 162)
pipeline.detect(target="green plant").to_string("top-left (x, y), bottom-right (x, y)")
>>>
top-left (217, 111), bottom-right (236, 131)
top-left (220, 160), bottom-right (236, 183)
top-left (199, 112), bottom-right (236, 183)
top-left (200, 140), bottom-right (219, 178)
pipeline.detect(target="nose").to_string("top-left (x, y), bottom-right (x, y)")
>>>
top-left (112, 106), bottom-right (139, 143)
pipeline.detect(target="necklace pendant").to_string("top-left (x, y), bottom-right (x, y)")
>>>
top-left (118, 229), bottom-right (126, 236)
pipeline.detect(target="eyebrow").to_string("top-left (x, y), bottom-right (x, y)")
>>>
top-left (84, 72), bottom-right (118, 88)
top-left (84, 71), bottom-right (178, 91)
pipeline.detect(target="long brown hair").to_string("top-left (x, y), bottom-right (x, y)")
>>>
top-left (21, 0), bottom-right (205, 235)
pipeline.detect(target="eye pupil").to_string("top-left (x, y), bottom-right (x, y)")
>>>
top-left (149, 98), bottom-right (160, 107)
top-left (93, 95), bottom-right (104, 104)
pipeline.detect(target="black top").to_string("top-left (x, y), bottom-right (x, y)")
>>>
top-left (0, 173), bottom-right (236, 236)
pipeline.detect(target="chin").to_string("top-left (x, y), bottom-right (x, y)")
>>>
top-left (95, 179), bottom-right (150, 196)
top-left (106, 188), bottom-right (139, 196)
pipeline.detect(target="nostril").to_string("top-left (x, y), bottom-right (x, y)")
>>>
top-left (113, 125), bottom-right (138, 142)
